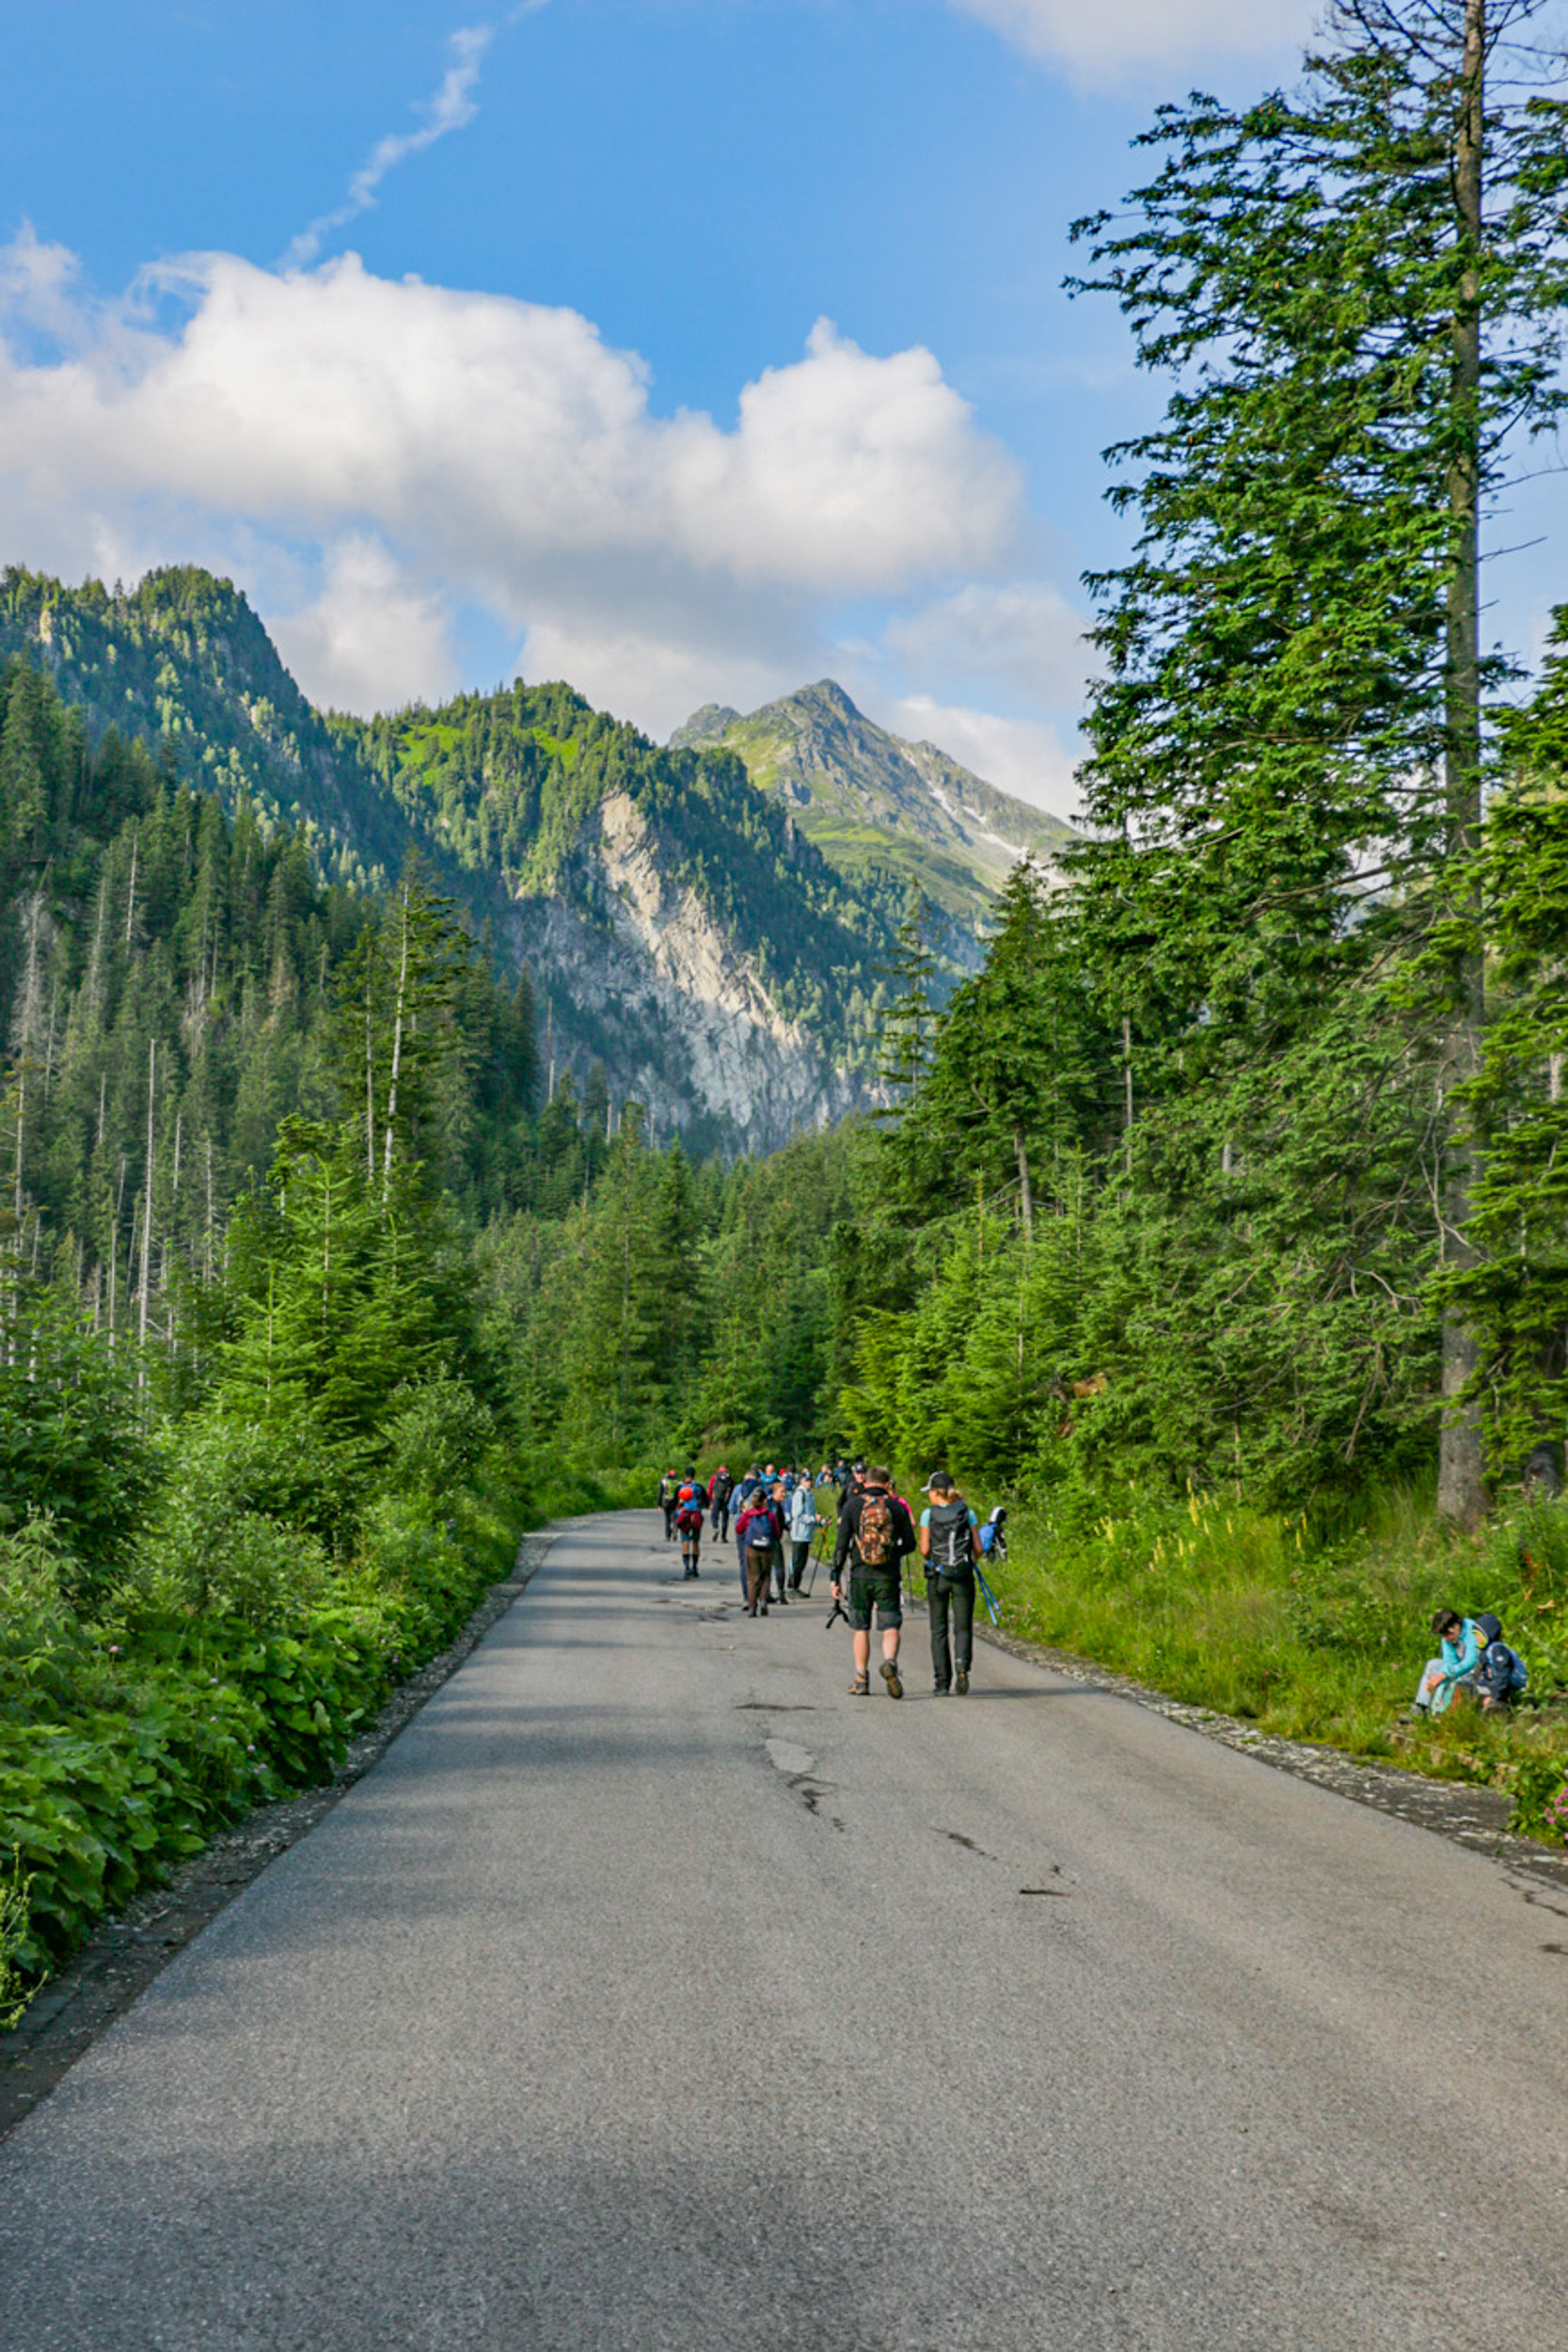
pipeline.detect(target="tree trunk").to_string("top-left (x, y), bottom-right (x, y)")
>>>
top-left (1436, 0), bottom-right (1488, 1527)
top-left (381, 886), bottom-right (411, 1197)
top-left (1014, 1130), bottom-right (1035, 1244)
top-left (138, 1038), bottom-right (156, 1351)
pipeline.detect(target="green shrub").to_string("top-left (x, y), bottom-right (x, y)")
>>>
top-left (0, 1852), bottom-right (32, 2026)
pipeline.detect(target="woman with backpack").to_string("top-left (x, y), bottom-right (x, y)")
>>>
top-left (919, 1470), bottom-right (980, 1696)
top-left (737, 1488), bottom-right (784, 1615)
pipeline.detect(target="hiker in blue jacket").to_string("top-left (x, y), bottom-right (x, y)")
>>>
top-left (1470, 1613), bottom-right (1529, 1711)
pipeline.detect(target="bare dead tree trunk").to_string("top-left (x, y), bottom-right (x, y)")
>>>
top-left (365, 962), bottom-right (376, 1183)
top-left (1436, 0), bottom-right (1488, 1527)
top-left (382, 886), bottom-right (411, 1198)
top-left (1014, 1129), bottom-right (1035, 1245)
top-left (138, 1038), bottom-right (155, 1351)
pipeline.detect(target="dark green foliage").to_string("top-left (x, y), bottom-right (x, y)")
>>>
top-left (0, 1293), bottom-right (153, 1595)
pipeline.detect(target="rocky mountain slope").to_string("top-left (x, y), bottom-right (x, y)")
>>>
top-left (0, 568), bottom-right (901, 1153)
top-left (671, 679), bottom-right (1074, 953)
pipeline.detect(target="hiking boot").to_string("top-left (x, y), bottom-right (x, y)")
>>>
top-left (955, 1670), bottom-right (970, 1695)
top-left (933, 1684), bottom-right (950, 1696)
top-left (849, 1672), bottom-right (870, 1696)
top-left (880, 1660), bottom-right (904, 1700)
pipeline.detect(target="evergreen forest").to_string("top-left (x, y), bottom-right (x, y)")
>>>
top-left (9, 0), bottom-right (1568, 2010)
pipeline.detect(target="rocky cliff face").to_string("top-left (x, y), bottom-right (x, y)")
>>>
top-left (519, 790), bottom-right (863, 1152)
top-left (2, 568), bottom-right (902, 1153)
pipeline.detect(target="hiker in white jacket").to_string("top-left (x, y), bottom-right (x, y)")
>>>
top-left (786, 1476), bottom-right (820, 1593)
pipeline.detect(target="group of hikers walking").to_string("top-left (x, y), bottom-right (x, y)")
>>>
top-left (656, 1459), bottom-right (1006, 1696)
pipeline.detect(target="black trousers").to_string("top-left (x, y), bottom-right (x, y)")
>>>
top-left (928, 1571), bottom-right (975, 1688)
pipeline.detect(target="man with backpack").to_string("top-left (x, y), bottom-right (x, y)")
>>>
top-left (708, 1465), bottom-right (734, 1542)
top-left (919, 1470), bottom-right (979, 1696)
top-left (657, 1470), bottom-right (678, 1543)
top-left (832, 1465), bottom-right (915, 1698)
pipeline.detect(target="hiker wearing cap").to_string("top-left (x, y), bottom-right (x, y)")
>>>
top-left (832, 1464), bottom-right (915, 1698)
top-left (919, 1470), bottom-right (980, 1696)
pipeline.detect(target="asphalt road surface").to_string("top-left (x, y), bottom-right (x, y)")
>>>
top-left (3, 1511), bottom-right (1566, 2351)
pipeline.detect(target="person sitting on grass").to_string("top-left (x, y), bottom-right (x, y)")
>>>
top-left (1470, 1613), bottom-right (1530, 1712)
top-left (1412, 1609), bottom-right (1482, 1718)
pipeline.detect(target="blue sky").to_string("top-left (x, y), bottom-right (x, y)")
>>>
top-left (8, 0), bottom-right (1556, 815)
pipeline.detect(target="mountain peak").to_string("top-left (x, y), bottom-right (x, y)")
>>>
top-left (667, 678), bottom-right (1074, 945)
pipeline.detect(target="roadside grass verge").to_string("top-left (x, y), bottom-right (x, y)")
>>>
top-left (982, 1477), bottom-right (1568, 1830)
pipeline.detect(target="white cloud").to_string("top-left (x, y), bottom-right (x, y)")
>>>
top-left (268, 537), bottom-right (459, 714)
top-left (0, 239), bottom-right (1025, 725)
top-left (283, 18), bottom-right (510, 270)
top-left (881, 692), bottom-right (1081, 818)
top-left (948, 0), bottom-right (1319, 86)
top-left (885, 579), bottom-right (1092, 708)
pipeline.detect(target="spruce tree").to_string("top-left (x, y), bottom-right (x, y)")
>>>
top-left (1069, 0), bottom-right (1568, 1519)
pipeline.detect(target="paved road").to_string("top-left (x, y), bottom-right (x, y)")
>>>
top-left (3, 1512), bottom-right (1566, 2351)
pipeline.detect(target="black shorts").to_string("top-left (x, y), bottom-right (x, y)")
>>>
top-left (848, 1566), bottom-right (902, 1631)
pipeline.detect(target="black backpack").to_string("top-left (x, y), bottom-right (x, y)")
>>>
top-left (927, 1498), bottom-right (973, 1574)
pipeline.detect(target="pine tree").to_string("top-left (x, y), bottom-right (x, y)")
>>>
top-left (1068, 0), bottom-right (1568, 1518)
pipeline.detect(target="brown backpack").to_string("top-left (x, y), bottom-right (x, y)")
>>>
top-left (857, 1491), bottom-right (895, 1567)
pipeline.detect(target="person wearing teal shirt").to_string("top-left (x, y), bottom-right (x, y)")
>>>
top-left (919, 1470), bottom-right (980, 1696)
top-left (1413, 1609), bottom-right (1481, 1716)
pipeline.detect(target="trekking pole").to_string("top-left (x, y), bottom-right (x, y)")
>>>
top-left (974, 1557), bottom-right (1002, 1627)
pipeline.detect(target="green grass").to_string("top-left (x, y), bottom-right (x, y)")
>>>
top-left (978, 1475), bottom-right (1568, 1832)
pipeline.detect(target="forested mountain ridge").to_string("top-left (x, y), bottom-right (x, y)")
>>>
top-left (0, 565), bottom-right (411, 898)
top-left (341, 679), bottom-right (906, 1152)
top-left (0, 568), bottom-right (919, 1151)
top-left (671, 679), bottom-right (1075, 957)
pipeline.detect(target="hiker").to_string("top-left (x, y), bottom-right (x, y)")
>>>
top-left (708, 1464), bottom-right (734, 1541)
top-left (737, 1487), bottom-right (784, 1615)
top-left (1412, 1610), bottom-right (1483, 1717)
top-left (832, 1464), bottom-right (915, 1698)
top-left (787, 1473), bottom-right (820, 1591)
top-left (768, 1480), bottom-right (793, 1604)
top-left (732, 1465), bottom-right (763, 1591)
top-left (657, 1470), bottom-right (678, 1543)
top-left (674, 1478), bottom-right (705, 1579)
top-left (919, 1469), bottom-right (979, 1696)
top-left (1471, 1613), bottom-right (1529, 1711)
